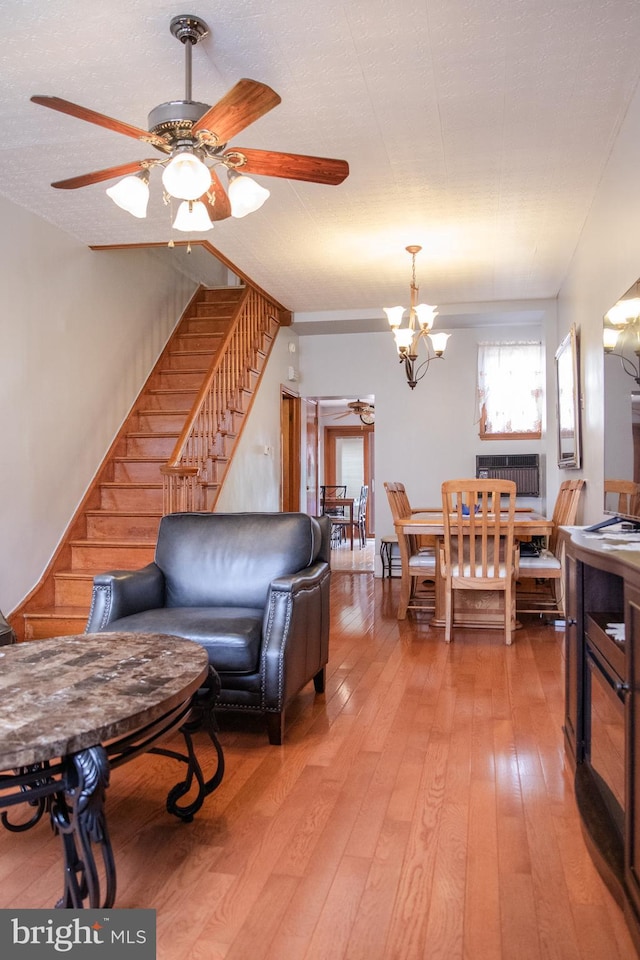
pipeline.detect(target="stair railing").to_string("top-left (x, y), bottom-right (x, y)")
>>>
top-left (161, 286), bottom-right (280, 513)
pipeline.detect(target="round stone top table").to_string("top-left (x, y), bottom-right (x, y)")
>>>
top-left (0, 632), bottom-right (209, 768)
top-left (0, 632), bottom-right (222, 909)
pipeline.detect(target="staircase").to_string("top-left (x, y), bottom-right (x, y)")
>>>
top-left (16, 284), bottom-right (281, 641)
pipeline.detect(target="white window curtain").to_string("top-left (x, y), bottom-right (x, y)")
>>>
top-left (477, 341), bottom-right (544, 434)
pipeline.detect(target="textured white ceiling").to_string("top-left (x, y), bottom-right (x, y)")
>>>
top-left (2, 0), bottom-right (640, 317)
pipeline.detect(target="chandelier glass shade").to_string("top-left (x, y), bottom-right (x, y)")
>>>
top-left (604, 296), bottom-right (640, 385)
top-left (384, 245), bottom-right (450, 389)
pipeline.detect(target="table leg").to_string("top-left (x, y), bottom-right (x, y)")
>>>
top-left (150, 671), bottom-right (225, 823)
top-left (51, 745), bottom-right (116, 909)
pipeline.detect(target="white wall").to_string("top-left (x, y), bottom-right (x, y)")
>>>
top-left (557, 75), bottom-right (640, 522)
top-left (298, 311), bottom-right (559, 568)
top-left (0, 196), bottom-right (196, 613)
top-left (215, 327), bottom-right (298, 512)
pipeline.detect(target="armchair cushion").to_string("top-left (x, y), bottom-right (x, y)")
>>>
top-left (102, 606), bottom-right (263, 673)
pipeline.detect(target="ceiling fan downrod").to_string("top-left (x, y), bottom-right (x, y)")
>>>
top-left (170, 14), bottom-right (209, 102)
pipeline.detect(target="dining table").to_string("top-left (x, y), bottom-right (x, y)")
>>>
top-left (393, 510), bottom-right (555, 628)
top-left (323, 497), bottom-right (355, 548)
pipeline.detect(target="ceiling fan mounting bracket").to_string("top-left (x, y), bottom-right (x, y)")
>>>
top-left (169, 15), bottom-right (209, 46)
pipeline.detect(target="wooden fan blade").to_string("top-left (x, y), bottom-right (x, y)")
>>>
top-left (51, 160), bottom-right (156, 190)
top-left (200, 168), bottom-right (232, 221)
top-left (191, 79), bottom-right (281, 143)
top-left (30, 96), bottom-right (167, 147)
top-left (224, 147), bottom-right (349, 184)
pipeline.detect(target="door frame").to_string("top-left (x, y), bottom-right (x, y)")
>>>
top-left (281, 388), bottom-right (301, 511)
top-left (324, 424), bottom-right (375, 537)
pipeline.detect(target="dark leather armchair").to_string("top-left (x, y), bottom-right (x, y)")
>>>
top-left (0, 608), bottom-right (16, 646)
top-left (86, 512), bottom-right (331, 744)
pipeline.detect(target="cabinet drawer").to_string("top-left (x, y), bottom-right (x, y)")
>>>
top-left (585, 612), bottom-right (625, 679)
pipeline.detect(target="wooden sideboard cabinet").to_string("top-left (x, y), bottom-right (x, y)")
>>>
top-left (562, 527), bottom-right (640, 953)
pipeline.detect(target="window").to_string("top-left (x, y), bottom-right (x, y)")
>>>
top-left (477, 341), bottom-right (543, 439)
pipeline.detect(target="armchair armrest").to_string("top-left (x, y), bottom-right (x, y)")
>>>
top-left (86, 563), bottom-right (165, 632)
top-left (260, 560), bottom-right (330, 710)
top-left (267, 560), bottom-right (329, 598)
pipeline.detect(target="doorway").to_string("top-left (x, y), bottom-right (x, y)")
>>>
top-left (324, 424), bottom-right (375, 539)
top-left (281, 388), bottom-right (301, 511)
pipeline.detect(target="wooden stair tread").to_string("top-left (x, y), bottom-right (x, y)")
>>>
top-left (55, 571), bottom-right (105, 580)
top-left (25, 607), bottom-right (88, 618)
top-left (85, 508), bottom-right (162, 516)
top-left (99, 481), bottom-right (163, 488)
top-left (70, 538), bottom-right (156, 547)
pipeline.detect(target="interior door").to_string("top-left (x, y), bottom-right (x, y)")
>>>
top-left (324, 424), bottom-right (375, 537)
top-left (281, 389), bottom-right (301, 511)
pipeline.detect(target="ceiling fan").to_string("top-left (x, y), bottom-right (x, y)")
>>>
top-left (30, 14), bottom-right (349, 230)
top-left (332, 400), bottom-right (375, 425)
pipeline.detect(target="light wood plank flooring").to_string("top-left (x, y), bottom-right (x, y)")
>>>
top-left (0, 573), bottom-right (636, 959)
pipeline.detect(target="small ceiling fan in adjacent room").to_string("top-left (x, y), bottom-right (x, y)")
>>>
top-left (30, 14), bottom-right (349, 233)
top-left (332, 400), bottom-right (375, 425)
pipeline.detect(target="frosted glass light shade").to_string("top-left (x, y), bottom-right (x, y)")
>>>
top-left (428, 331), bottom-right (450, 356)
top-left (414, 303), bottom-right (438, 330)
top-left (162, 151), bottom-right (211, 201)
top-left (228, 172), bottom-right (270, 218)
top-left (393, 327), bottom-right (414, 354)
top-left (603, 326), bottom-right (620, 352)
top-left (172, 200), bottom-right (213, 232)
top-left (106, 174), bottom-right (149, 218)
top-left (383, 306), bottom-right (405, 328)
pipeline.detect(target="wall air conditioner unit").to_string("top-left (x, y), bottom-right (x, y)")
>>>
top-left (476, 454), bottom-right (540, 497)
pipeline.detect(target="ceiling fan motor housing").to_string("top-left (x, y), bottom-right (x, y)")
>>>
top-left (147, 101), bottom-right (212, 138)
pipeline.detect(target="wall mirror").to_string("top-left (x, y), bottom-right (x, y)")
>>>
top-left (555, 324), bottom-right (581, 468)
top-left (603, 279), bottom-right (640, 521)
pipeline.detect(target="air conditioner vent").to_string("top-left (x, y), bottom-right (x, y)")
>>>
top-left (476, 454), bottom-right (540, 496)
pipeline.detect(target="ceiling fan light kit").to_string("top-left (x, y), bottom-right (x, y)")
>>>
top-left (384, 245), bottom-right (450, 390)
top-left (30, 14), bottom-right (349, 236)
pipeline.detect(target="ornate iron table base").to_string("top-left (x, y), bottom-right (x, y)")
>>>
top-left (0, 677), bottom-right (224, 909)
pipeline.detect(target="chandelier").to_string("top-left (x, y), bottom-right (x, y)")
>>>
top-left (384, 245), bottom-right (450, 389)
top-left (604, 296), bottom-right (640, 386)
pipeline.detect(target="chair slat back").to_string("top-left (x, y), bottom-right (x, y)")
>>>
top-left (549, 479), bottom-right (585, 554)
top-left (441, 479), bottom-right (517, 582)
top-left (385, 481), bottom-right (421, 556)
top-left (604, 478), bottom-right (640, 517)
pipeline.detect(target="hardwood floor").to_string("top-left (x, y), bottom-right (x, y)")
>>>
top-left (0, 573), bottom-right (636, 959)
top-left (329, 538), bottom-right (375, 573)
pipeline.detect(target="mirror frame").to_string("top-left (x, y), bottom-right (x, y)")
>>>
top-left (555, 324), bottom-right (581, 468)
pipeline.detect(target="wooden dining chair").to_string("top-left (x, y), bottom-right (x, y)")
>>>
top-left (604, 478), bottom-right (640, 517)
top-left (516, 478), bottom-right (585, 618)
top-left (440, 479), bottom-right (519, 644)
top-left (331, 484), bottom-right (369, 548)
top-left (384, 481), bottom-right (436, 618)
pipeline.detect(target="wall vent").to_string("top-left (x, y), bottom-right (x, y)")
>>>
top-left (476, 454), bottom-right (540, 497)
